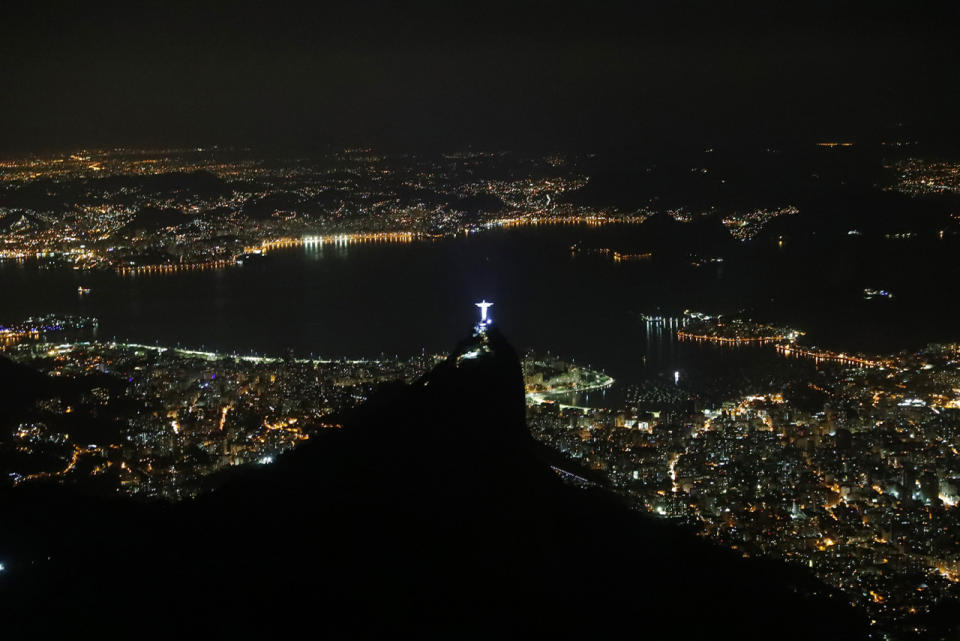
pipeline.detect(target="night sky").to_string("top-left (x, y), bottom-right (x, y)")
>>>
top-left (2, 0), bottom-right (958, 151)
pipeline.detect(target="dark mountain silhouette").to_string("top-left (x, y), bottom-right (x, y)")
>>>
top-left (1, 171), bottom-right (233, 215)
top-left (569, 212), bottom-right (733, 257)
top-left (241, 191), bottom-right (304, 220)
top-left (120, 205), bottom-right (187, 233)
top-left (0, 211), bottom-right (43, 231)
top-left (95, 170), bottom-right (231, 199)
top-left (561, 167), bottom-right (725, 212)
top-left (447, 193), bottom-right (506, 215)
top-left (563, 149), bottom-right (960, 250)
top-left (0, 355), bottom-right (60, 411)
top-left (0, 179), bottom-right (67, 212)
top-left (0, 328), bottom-right (869, 638)
top-left (0, 355), bottom-right (127, 475)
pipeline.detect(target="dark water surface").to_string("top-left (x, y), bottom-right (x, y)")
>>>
top-left (2, 225), bottom-right (957, 404)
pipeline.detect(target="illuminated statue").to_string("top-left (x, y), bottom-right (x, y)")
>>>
top-left (475, 300), bottom-right (493, 323)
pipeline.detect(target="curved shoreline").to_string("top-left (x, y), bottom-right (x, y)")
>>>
top-left (525, 369), bottom-right (615, 407)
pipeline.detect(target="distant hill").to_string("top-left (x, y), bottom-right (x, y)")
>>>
top-left (120, 205), bottom-right (186, 232)
top-left (0, 355), bottom-right (66, 413)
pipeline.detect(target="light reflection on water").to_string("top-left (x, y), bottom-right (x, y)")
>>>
top-left (0, 224), bottom-right (950, 407)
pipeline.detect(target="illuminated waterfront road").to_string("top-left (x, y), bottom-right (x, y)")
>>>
top-left (525, 371), bottom-right (615, 409)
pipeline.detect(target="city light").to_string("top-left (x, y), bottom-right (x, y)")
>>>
top-left (2, 142), bottom-right (960, 635)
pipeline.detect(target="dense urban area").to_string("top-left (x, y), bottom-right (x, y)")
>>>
top-left (0, 315), bottom-right (608, 501)
top-left (4, 308), bottom-right (960, 637)
top-left (0, 147), bottom-right (854, 272)
top-left (3, 144), bottom-right (960, 639)
top-left (529, 314), bottom-right (960, 639)
top-left (5, 1), bottom-right (960, 636)
top-left (2, 147), bottom-right (957, 274)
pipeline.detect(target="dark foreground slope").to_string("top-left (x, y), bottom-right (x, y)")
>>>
top-left (1, 328), bottom-right (869, 638)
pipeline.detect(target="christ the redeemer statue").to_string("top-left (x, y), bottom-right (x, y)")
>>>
top-left (476, 300), bottom-right (493, 323)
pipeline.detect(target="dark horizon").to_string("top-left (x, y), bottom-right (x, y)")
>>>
top-left (2, 1), bottom-right (959, 152)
